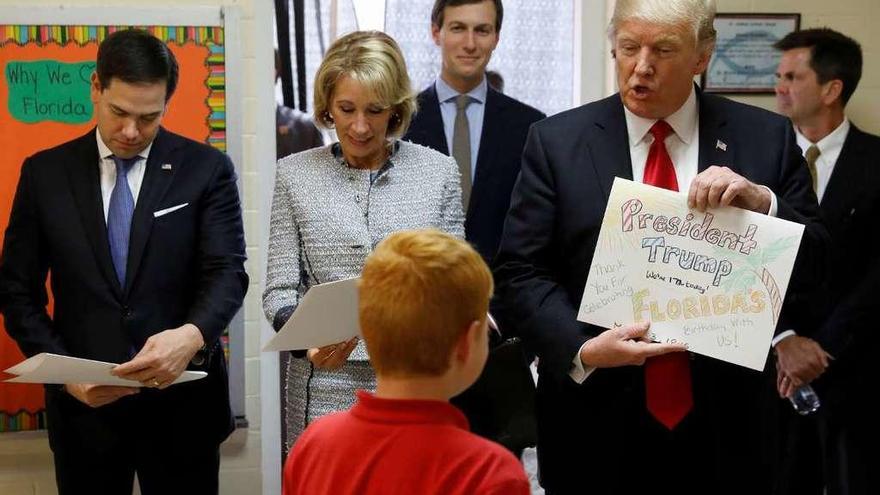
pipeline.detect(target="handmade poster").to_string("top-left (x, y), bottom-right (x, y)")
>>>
top-left (577, 178), bottom-right (804, 370)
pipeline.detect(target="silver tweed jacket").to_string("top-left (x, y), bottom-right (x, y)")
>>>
top-left (262, 140), bottom-right (465, 360)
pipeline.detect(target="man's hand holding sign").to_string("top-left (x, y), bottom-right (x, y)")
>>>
top-left (578, 177), bottom-right (804, 371)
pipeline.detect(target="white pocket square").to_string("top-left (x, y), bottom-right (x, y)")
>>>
top-left (153, 203), bottom-right (189, 218)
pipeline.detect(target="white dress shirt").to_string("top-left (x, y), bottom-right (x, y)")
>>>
top-left (795, 118), bottom-right (850, 203)
top-left (96, 129), bottom-right (151, 221)
top-left (627, 87), bottom-right (701, 192)
top-left (770, 119), bottom-right (851, 348)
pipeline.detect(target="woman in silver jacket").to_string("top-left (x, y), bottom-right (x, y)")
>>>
top-left (262, 31), bottom-right (465, 452)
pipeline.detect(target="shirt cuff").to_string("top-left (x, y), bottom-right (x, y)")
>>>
top-left (570, 340), bottom-right (597, 384)
top-left (771, 329), bottom-right (796, 347)
top-left (762, 186), bottom-right (778, 217)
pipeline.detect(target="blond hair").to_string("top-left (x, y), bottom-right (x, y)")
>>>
top-left (359, 229), bottom-right (493, 377)
top-left (312, 31), bottom-right (417, 139)
top-left (609, 0), bottom-right (717, 49)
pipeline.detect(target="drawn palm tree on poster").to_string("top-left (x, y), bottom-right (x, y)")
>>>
top-left (713, 236), bottom-right (799, 324)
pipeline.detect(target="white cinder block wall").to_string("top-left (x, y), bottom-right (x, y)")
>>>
top-left (1, 0), bottom-right (878, 494)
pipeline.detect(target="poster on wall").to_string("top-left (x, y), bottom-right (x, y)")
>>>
top-left (0, 23), bottom-right (229, 432)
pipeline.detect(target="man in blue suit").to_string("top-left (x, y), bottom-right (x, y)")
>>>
top-left (0, 29), bottom-right (247, 494)
top-left (405, 0), bottom-right (545, 263)
top-left (403, 0), bottom-right (545, 455)
top-left (494, 1), bottom-right (828, 493)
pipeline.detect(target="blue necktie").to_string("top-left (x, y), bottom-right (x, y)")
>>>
top-left (107, 156), bottom-right (139, 287)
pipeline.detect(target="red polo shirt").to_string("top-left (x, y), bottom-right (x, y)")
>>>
top-left (283, 391), bottom-right (530, 495)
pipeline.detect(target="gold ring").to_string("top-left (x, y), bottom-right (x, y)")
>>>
top-left (152, 379), bottom-right (160, 387)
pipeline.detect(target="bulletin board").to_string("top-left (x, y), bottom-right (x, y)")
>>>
top-left (0, 6), bottom-right (245, 432)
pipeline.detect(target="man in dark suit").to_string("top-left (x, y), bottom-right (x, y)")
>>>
top-left (405, 0), bottom-right (545, 263)
top-left (0, 29), bottom-right (247, 494)
top-left (773, 28), bottom-right (880, 495)
top-left (275, 49), bottom-right (323, 160)
top-left (493, 1), bottom-right (828, 493)
top-left (403, 0), bottom-right (545, 454)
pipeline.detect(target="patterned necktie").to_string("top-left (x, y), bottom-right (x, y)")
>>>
top-left (452, 94), bottom-right (473, 210)
top-left (642, 120), bottom-right (693, 430)
top-left (107, 155), bottom-right (139, 287)
top-left (804, 144), bottom-right (820, 194)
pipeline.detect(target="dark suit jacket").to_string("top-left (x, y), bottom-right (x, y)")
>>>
top-left (404, 83), bottom-right (544, 452)
top-left (0, 128), bottom-right (248, 449)
top-left (800, 124), bottom-right (880, 409)
top-left (276, 104), bottom-right (323, 160)
top-left (494, 91), bottom-right (828, 493)
top-left (404, 83), bottom-right (545, 262)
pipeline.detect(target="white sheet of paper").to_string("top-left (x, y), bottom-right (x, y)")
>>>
top-left (577, 178), bottom-right (805, 370)
top-left (3, 353), bottom-right (206, 386)
top-left (262, 277), bottom-right (361, 352)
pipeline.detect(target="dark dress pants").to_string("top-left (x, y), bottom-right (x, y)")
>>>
top-left (47, 382), bottom-right (228, 495)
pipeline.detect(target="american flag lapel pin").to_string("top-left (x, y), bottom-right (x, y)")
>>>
top-left (716, 139), bottom-right (727, 152)
top-left (161, 163), bottom-right (172, 171)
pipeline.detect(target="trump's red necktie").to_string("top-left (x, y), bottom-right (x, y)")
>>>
top-left (642, 120), bottom-right (693, 429)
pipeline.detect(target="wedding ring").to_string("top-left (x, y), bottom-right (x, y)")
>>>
top-left (152, 378), bottom-right (161, 387)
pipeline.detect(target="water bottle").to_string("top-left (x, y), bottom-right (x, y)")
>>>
top-left (789, 384), bottom-right (820, 415)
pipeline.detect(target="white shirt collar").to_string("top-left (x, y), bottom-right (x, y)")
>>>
top-left (435, 75), bottom-right (488, 105)
top-left (623, 86), bottom-right (698, 147)
top-left (794, 118), bottom-right (850, 157)
top-left (95, 128), bottom-right (154, 161)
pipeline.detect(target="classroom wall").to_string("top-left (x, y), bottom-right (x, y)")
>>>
top-left (714, 0), bottom-right (879, 133)
top-left (1, 0), bottom-right (878, 494)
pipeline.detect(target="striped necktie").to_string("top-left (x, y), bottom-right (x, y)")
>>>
top-left (107, 155), bottom-right (139, 287)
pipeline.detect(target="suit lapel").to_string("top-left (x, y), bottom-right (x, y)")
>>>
top-left (590, 96), bottom-right (633, 198)
top-left (821, 125), bottom-right (864, 221)
top-left (67, 130), bottom-right (123, 298)
top-left (415, 84), bottom-right (449, 154)
top-left (470, 87), bottom-right (506, 220)
top-left (124, 128), bottom-right (178, 295)
top-left (697, 91), bottom-right (736, 174)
